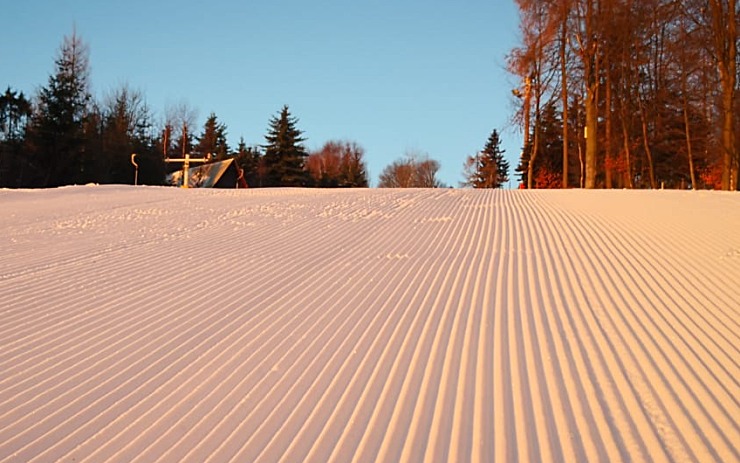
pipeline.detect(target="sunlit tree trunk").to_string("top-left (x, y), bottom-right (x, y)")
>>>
top-left (581, 0), bottom-right (599, 189)
top-left (522, 75), bottom-right (532, 188)
top-left (604, 52), bottom-right (614, 189)
top-left (709, 0), bottom-right (737, 190)
top-left (560, 2), bottom-right (570, 188)
top-left (638, 85), bottom-right (657, 189)
top-left (527, 75), bottom-right (543, 190)
top-left (681, 64), bottom-right (698, 189)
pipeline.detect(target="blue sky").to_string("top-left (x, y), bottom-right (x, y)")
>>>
top-left (1, 0), bottom-right (522, 187)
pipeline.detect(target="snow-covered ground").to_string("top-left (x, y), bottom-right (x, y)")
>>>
top-left (1, 185), bottom-right (739, 462)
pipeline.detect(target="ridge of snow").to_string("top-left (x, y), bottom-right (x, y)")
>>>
top-left (1, 186), bottom-right (738, 462)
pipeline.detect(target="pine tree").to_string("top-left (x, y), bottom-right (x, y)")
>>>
top-left (0, 87), bottom-right (32, 186)
top-left (234, 138), bottom-right (263, 187)
top-left (339, 141), bottom-right (369, 187)
top-left (516, 104), bottom-right (562, 188)
top-left (86, 85), bottom-right (151, 184)
top-left (28, 30), bottom-right (92, 186)
top-left (466, 129), bottom-right (509, 188)
top-left (195, 113), bottom-right (229, 161)
top-left (262, 105), bottom-right (308, 186)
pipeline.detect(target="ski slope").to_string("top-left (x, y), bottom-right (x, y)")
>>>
top-left (1, 186), bottom-right (739, 462)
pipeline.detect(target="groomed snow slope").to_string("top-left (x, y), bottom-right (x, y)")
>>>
top-left (1, 186), bottom-right (739, 463)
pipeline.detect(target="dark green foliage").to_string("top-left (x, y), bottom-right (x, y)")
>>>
top-left (262, 105), bottom-right (308, 187)
top-left (93, 85), bottom-right (161, 184)
top-left (516, 103), bottom-right (563, 188)
top-left (233, 138), bottom-right (264, 187)
top-left (466, 129), bottom-right (509, 188)
top-left (0, 87), bottom-right (32, 187)
top-left (27, 30), bottom-right (92, 186)
top-left (195, 113), bottom-right (229, 161)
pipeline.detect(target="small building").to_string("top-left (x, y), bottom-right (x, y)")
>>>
top-left (167, 158), bottom-right (247, 188)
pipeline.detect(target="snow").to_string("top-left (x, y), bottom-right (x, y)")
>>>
top-left (1, 185), bottom-right (739, 462)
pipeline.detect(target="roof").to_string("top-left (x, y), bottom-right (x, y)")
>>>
top-left (167, 158), bottom-right (246, 188)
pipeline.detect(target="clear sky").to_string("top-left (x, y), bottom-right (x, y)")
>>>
top-left (1, 0), bottom-right (522, 187)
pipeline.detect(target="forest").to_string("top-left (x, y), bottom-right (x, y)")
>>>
top-left (509, 0), bottom-right (738, 190)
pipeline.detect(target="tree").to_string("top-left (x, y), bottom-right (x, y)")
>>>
top-left (338, 141), bottom-right (369, 187)
top-left (195, 112), bottom-right (229, 160)
top-left (574, 0), bottom-right (600, 189)
top-left (516, 102), bottom-right (564, 188)
top-left (27, 29), bottom-right (92, 186)
top-left (463, 129), bottom-right (509, 188)
top-left (94, 85), bottom-right (159, 184)
top-left (508, 0), bottom-right (732, 190)
top-left (0, 87), bottom-right (31, 142)
top-left (0, 87), bottom-right (32, 186)
top-left (510, 0), bottom-right (560, 189)
top-left (378, 152), bottom-right (442, 188)
top-left (559, 0), bottom-right (571, 188)
top-left (707, 0), bottom-right (738, 190)
top-left (233, 138), bottom-right (263, 187)
top-left (262, 105), bottom-right (308, 187)
top-left (165, 100), bottom-right (197, 158)
top-left (307, 142), bottom-right (342, 187)
top-left (307, 140), bottom-right (369, 187)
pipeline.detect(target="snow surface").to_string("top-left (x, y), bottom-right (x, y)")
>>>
top-left (1, 185), bottom-right (739, 462)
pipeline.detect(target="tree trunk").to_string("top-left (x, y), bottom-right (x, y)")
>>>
top-left (522, 76), bottom-right (534, 189)
top-left (528, 122), bottom-right (540, 189)
top-left (583, 0), bottom-right (599, 189)
top-left (638, 92), bottom-right (657, 189)
top-left (720, 78), bottom-right (737, 189)
top-left (528, 71), bottom-right (544, 190)
top-left (561, 11), bottom-right (569, 189)
top-left (585, 81), bottom-right (598, 188)
top-left (621, 118), bottom-right (634, 188)
top-left (710, 0), bottom-right (737, 190)
top-left (682, 73), bottom-right (698, 190)
top-left (605, 53), bottom-right (613, 189)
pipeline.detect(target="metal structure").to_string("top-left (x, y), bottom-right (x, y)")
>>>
top-left (130, 153), bottom-right (139, 186)
top-left (165, 154), bottom-right (209, 188)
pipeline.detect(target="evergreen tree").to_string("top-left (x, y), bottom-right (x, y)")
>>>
top-left (0, 87), bottom-right (32, 187)
top-left (195, 113), bottom-right (229, 160)
top-left (465, 129), bottom-right (510, 188)
top-left (0, 87), bottom-right (31, 142)
top-left (516, 103), bottom-right (563, 188)
top-left (96, 85), bottom-right (157, 184)
top-left (339, 141), bottom-right (369, 187)
top-left (233, 138), bottom-right (263, 187)
top-left (27, 30), bottom-right (92, 186)
top-left (262, 105), bottom-right (308, 186)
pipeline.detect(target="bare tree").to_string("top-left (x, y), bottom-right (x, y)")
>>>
top-left (306, 140), bottom-right (368, 187)
top-left (164, 100), bottom-right (198, 157)
top-left (559, 0), bottom-right (571, 188)
top-left (510, 0), bottom-right (559, 189)
top-left (378, 152), bottom-right (442, 188)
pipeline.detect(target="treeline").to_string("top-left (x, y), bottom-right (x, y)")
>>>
top-left (0, 32), bottom-right (372, 189)
top-left (2, 31), bottom-right (518, 190)
top-left (510, 0), bottom-right (738, 190)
